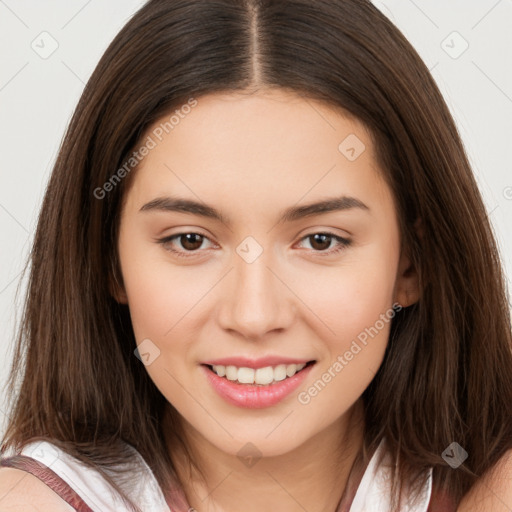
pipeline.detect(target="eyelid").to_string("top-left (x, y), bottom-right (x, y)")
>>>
top-left (157, 230), bottom-right (352, 258)
top-left (156, 231), bottom-right (217, 258)
top-left (293, 232), bottom-right (351, 255)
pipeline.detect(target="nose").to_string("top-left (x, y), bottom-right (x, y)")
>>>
top-left (216, 249), bottom-right (296, 341)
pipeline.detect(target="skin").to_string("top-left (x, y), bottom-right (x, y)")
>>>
top-left (114, 88), bottom-right (420, 512)
top-left (0, 91), bottom-right (510, 512)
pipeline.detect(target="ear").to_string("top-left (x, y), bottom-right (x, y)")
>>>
top-left (394, 219), bottom-right (422, 307)
top-left (108, 261), bottom-right (129, 305)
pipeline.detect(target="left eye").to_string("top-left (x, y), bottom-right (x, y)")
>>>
top-left (295, 233), bottom-right (351, 255)
top-left (158, 233), bottom-right (213, 257)
top-left (157, 231), bottom-right (351, 258)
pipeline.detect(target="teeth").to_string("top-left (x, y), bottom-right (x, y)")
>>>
top-left (274, 364), bottom-right (287, 381)
top-left (255, 366), bottom-right (274, 385)
top-left (286, 364), bottom-right (298, 377)
top-left (211, 363), bottom-right (307, 385)
top-left (225, 365), bottom-right (238, 381)
top-left (238, 367), bottom-right (255, 384)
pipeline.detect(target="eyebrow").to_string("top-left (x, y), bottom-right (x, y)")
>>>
top-left (139, 195), bottom-right (369, 225)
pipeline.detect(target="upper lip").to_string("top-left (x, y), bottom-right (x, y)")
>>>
top-left (202, 356), bottom-right (315, 369)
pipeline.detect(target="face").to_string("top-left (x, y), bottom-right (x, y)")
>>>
top-left (115, 89), bottom-right (416, 458)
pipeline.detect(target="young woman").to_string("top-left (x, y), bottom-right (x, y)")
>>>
top-left (1, 1), bottom-right (511, 511)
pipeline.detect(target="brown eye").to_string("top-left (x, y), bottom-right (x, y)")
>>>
top-left (157, 232), bottom-right (214, 258)
top-left (308, 233), bottom-right (333, 251)
top-left (179, 233), bottom-right (204, 251)
top-left (297, 232), bottom-right (352, 256)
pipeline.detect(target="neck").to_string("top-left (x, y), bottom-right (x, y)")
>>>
top-left (166, 400), bottom-right (366, 512)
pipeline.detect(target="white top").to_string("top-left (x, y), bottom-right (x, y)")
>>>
top-left (18, 441), bottom-right (170, 511)
top-left (350, 439), bottom-right (432, 511)
top-left (13, 437), bottom-right (432, 511)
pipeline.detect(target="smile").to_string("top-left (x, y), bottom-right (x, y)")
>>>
top-left (208, 362), bottom-right (310, 385)
top-left (202, 361), bottom-right (316, 408)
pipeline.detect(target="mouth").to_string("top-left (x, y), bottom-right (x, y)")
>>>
top-left (202, 360), bottom-right (316, 386)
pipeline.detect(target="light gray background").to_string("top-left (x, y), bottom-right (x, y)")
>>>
top-left (1, 0), bottom-right (511, 438)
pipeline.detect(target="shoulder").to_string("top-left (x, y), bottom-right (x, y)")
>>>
top-left (0, 467), bottom-right (74, 511)
top-left (457, 449), bottom-right (512, 512)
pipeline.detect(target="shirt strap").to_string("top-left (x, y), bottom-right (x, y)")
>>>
top-left (0, 455), bottom-right (93, 511)
top-left (427, 485), bottom-right (458, 511)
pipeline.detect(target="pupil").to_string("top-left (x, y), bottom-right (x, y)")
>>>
top-left (182, 233), bottom-right (202, 250)
top-left (311, 234), bottom-right (330, 251)
top-left (179, 234), bottom-right (332, 252)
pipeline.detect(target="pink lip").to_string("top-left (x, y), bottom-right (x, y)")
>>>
top-left (202, 356), bottom-right (313, 369)
top-left (201, 362), bottom-right (315, 409)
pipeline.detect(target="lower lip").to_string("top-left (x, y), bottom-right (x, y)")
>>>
top-left (202, 363), bottom-right (315, 409)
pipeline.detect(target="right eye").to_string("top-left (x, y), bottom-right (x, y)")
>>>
top-left (157, 232), bottom-right (216, 258)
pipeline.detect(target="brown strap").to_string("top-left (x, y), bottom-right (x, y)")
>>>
top-left (427, 485), bottom-right (458, 512)
top-left (0, 455), bottom-right (94, 511)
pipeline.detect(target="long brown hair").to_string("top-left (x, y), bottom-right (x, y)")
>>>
top-left (2, 0), bottom-right (511, 510)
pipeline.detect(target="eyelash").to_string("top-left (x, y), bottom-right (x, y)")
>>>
top-left (157, 232), bottom-right (352, 259)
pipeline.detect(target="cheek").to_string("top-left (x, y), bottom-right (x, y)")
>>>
top-left (291, 253), bottom-right (397, 344)
top-left (121, 229), bottom-right (399, 349)
top-left (118, 237), bottom-right (213, 341)
top-left (121, 264), bottom-right (175, 340)
top-left (289, 245), bottom-right (397, 409)
top-left (294, 268), bottom-right (395, 417)
top-left (118, 245), bottom-right (209, 404)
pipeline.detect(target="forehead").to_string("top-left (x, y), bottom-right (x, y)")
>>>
top-left (124, 89), bottom-right (393, 221)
